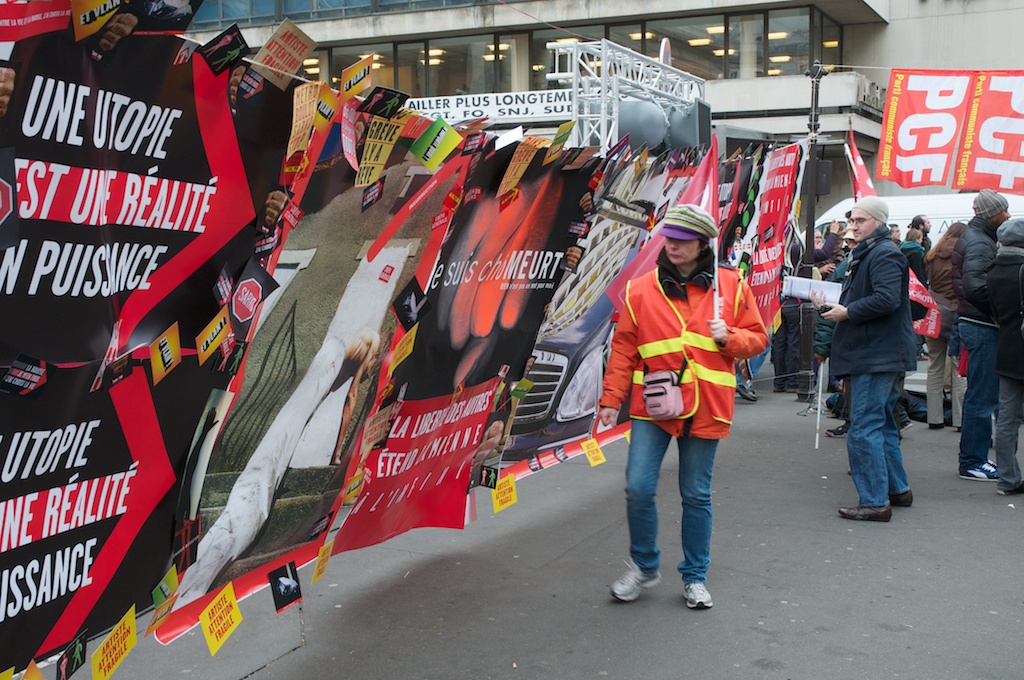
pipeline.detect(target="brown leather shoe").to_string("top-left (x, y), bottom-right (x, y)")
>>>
top-left (838, 505), bottom-right (892, 522)
top-left (889, 489), bottom-right (913, 507)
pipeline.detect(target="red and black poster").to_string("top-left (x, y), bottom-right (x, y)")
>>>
top-left (0, 25), bottom-right (256, 670)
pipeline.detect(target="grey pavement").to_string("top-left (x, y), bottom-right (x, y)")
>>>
top-left (101, 366), bottom-right (1024, 679)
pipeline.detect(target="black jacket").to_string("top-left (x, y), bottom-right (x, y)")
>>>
top-left (987, 247), bottom-right (1024, 380)
top-left (952, 215), bottom-right (999, 325)
top-left (830, 226), bottom-right (918, 377)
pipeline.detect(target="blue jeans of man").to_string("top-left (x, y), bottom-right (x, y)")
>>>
top-left (958, 322), bottom-right (999, 471)
top-left (847, 372), bottom-right (911, 507)
top-left (625, 419), bottom-right (718, 584)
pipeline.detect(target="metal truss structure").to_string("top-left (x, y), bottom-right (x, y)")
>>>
top-left (546, 39), bottom-right (706, 153)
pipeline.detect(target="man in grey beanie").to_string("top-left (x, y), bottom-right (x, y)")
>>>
top-left (951, 189), bottom-right (1011, 480)
top-left (986, 218), bottom-right (1024, 495)
top-left (815, 196), bottom-right (916, 521)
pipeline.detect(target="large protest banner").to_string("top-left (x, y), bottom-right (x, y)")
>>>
top-left (0, 23), bottom-right (258, 670)
top-left (733, 142), bottom-right (805, 329)
top-left (0, 10), bottom-right (749, 671)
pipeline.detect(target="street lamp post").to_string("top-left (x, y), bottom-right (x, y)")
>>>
top-left (797, 60), bottom-right (829, 402)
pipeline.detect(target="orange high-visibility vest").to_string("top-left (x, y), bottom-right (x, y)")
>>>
top-left (604, 265), bottom-right (766, 439)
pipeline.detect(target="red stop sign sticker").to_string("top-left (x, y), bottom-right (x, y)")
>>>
top-left (232, 279), bottom-right (263, 323)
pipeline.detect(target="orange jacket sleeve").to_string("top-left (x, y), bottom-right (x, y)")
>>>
top-left (720, 277), bottom-right (769, 360)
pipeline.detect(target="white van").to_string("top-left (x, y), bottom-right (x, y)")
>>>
top-left (814, 192), bottom-right (1024, 241)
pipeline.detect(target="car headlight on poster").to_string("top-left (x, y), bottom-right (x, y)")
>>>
top-left (555, 346), bottom-right (602, 422)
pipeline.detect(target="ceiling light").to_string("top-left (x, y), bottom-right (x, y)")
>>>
top-left (371, 63), bottom-right (383, 69)
top-left (428, 48), bottom-right (445, 56)
top-left (305, 66), bottom-right (320, 74)
top-left (628, 31), bottom-right (654, 40)
top-left (303, 57), bottom-right (319, 66)
top-left (688, 38), bottom-right (712, 46)
top-left (532, 64), bottom-right (546, 71)
top-left (768, 31), bottom-right (788, 40)
top-left (823, 40), bottom-right (839, 48)
top-left (706, 25), bottom-right (725, 34)
top-left (767, 68), bottom-right (782, 76)
top-left (421, 58), bottom-right (443, 65)
top-left (487, 43), bottom-right (510, 50)
top-left (712, 48), bottom-right (735, 56)
top-left (359, 53), bottom-right (383, 61)
top-left (769, 55), bottom-right (791, 63)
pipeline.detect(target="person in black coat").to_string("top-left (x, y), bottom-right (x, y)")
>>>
top-left (951, 189), bottom-right (1011, 480)
top-left (987, 218), bottom-right (1024, 495)
top-left (813, 196), bottom-right (917, 522)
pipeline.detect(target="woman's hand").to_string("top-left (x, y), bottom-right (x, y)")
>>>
top-left (599, 406), bottom-right (618, 427)
top-left (708, 319), bottom-right (728, 347)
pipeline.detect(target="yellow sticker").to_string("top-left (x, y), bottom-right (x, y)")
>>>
top-left (356, 116), bottom-right (403, 187)
top-left (199, 583), bottom-right (243, 656)
top-left (388, 323), bottom-right (418, 376)
top-left (581, 438), bottom-right (606, 466)
top-left (92, 606), bottom-right (137, 680)
top-left (312, 538), bottom-right (335, 584)
top-left (624, 428), bottom-right (631, 444)
top-left (149, 322), bottom-right (181, 385)
top-left (145, 565), bottom-right (180, 636)
top-left (340, 54), bottom-right (374, 101)
top-left (195, 307), bottom-right (232, 367)
top-left (0, 666), bottom-right (13, 680)
top-left (491, 474), bottom-right (517, 513)
top-left (21, 661), bottom-right (43, 680)
top-left (542, 121), bottom-right (575, 165)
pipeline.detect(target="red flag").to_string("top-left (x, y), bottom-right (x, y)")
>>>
top-left (604, 135), bottom-right (720, 311)
top-left (953, 70), bottom-right (1024, 192)
top-left (909, 269), bottom-right (941, 338)
top-left (845, 130), bottom-right (876, 201)
top-left (876, 69), bottom-right (974, 188)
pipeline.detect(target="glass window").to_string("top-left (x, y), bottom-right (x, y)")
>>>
top-left (497, 33), bottom-right (531, 92)
top-left (647, 16), bottom-right (725, 81)
top-left (331, 44), bottom-right (394, 90)
top-left (426, 35), bottom-right (496, 96)
top-left (821, 12), bottom-right (841, 67)
top-left (727, 14), bottom-right (764, 79)
top-left (396, 42), bottom-right (426, 98)
top-left (221, 0), bottom-right (250, 20)
top-left (531, 26), bottom-right (604, 91)
top-left (608, 24), bottom-right (645, 56)
top-left (193, 0), bottom-right (219, 23)
top-left (253, 0), bottom-right (274, 18)
top-left (767, 8), bottom-right (809, 76)
top-left (302, 52), bottom-right (327, 80)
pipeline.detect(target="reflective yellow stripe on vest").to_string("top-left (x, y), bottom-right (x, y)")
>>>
top-left (632, 369), bottom-right (695, 385)
top-left (637, 338), bottom-right (683, 358)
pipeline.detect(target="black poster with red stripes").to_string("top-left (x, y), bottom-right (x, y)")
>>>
top-left (0, 27), bottom-right (258, 669)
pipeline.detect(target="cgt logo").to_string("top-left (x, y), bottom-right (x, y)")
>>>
top-left (232, 279), bottom-right (263, 323)
top-left (0, 176), bottom-right (12, 225)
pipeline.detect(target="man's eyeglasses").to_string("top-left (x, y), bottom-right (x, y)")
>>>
top-left (847, 217), bottom-right (873, 225)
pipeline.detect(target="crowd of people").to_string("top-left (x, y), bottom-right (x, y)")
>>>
top-left (807, 190), bottom-right (1022, 504)
top-left (600, 191), bottom-right (1024, 611)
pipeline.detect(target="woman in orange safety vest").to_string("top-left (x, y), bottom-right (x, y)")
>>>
top-left (598, 203), bottom-right (768, 610)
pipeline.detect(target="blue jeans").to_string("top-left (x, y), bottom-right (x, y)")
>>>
top-left (625, 419), bottom-right (718, 584)
top-left (847, 372), bottom-right (911, 507)
top-left (958, 322), bottom-right (999, 471)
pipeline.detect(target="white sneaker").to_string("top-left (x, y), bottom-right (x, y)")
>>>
top-left (683, 582), bottom-right (713, 609)
top-left (611, 560), bottom-right (661, 602)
